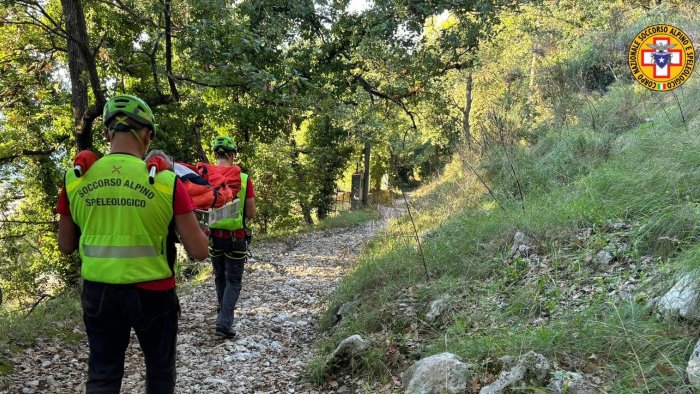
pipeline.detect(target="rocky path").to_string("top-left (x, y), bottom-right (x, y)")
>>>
top-left (5, 205), bottom-right (401, 393)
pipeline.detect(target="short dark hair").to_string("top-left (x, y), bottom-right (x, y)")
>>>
top-left (214, 148), bottom-right (236, 159)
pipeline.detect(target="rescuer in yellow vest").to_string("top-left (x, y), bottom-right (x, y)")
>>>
top-left (208, 135), bottom-right (256, 339)
top-left (57, 95), bottom-right (208, 393)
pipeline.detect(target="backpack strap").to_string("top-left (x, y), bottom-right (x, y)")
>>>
top-left (211, 187), bottom-right (219, 209)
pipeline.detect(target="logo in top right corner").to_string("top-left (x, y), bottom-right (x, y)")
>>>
top-left (628, 24), bottom-right (695, 91)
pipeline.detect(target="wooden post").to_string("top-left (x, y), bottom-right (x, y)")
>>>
top-left (362, 141), bottom-right (370, 205)
top-left (351, 173), bottom-right (364, 211)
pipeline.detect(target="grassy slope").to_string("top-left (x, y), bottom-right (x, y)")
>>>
top-left (310, 78), bottom-right (700, 391)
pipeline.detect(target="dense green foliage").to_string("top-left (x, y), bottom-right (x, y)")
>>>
top-left (3, 0), bottom-right (700, 389)
top-left (0, 0), bottom-right (531, 303)
top-left (308, 2), bottom-right (700, 391)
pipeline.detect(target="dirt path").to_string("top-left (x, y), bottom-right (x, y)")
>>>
top-left (5, 204), bottom-right (402, 393)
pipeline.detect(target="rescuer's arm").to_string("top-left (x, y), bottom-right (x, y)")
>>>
top-left (244, 178), bottom-right (256, 219)
top-left (58, 214), bottom-right (79, 254)
top-left (175, 212), bottom-right (209, 260)
top-left (245, 198), bottom-right (256, 219)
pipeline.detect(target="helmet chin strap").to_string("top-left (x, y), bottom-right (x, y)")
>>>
top-left (129, 129), bottom-right (146, 152)
top-left (108, 115), bottom-right (149, 153)
top-left (108, 125), bottom-right (147, 153)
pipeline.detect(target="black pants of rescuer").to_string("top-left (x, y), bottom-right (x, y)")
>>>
top-left (211, 235), bottom-right (247, 330)
top-left (81, 280), bottom-right (180, 394)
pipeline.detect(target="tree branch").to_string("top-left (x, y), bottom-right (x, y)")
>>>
top-left (172, 75), bottom-right (248, 89)
top-left (162, 0), bottom-right (179, 101)
top-left (0, 148), bottom-right (56, 165)
top-left (95, 0), bottom-right (158, 28)
top-left (0, 220), bottom-right (58, 225)
top-left (0, 15), bottom-right (68, 42)
top-left (16, 0), bottom-right (70, 38)
top-left (92, 31), bottom-right (107, 59)
top-left (146, 38), bottom-right (163, 96)
top-left (0, 234), bottom-right (27, 240)
top-left (352, 74), bottom-right (418, 129)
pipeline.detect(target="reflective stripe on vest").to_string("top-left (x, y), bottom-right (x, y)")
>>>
top-left (83, 245), bottom-right (159, 258)
top-left (65, 154), bottom-right (176, 284)
top-left (209, 172), bottom-right (248, 231)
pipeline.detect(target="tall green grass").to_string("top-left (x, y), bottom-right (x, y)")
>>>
top-left (308, 67), bottom-right (700, 390)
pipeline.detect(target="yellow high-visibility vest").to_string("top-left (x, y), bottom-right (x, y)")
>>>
top-left (65, 154), bottom-right (176, 284)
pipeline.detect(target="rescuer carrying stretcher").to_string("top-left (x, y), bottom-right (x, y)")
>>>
top-left (72, 129), bottom-right (255, 341)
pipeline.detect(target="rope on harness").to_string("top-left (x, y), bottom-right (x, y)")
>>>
top-left (208, 247), bottom-right (223, 258)
top-left (224, 250), bottom-right (247, 260)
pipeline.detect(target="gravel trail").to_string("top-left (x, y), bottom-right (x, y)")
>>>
top-left (5, 205), bottom-right (401, 393)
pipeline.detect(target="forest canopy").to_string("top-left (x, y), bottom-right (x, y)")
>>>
top-left (0, 0), bottom-right (696, 303)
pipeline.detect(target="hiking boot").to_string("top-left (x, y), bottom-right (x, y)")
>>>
top-left (215, 325), bottom-right (236, 339)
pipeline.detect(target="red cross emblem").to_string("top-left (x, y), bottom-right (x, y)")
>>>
top-left (641, 37), bottom-right (683, 79)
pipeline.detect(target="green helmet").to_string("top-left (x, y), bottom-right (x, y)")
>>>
top-left (212, 136), bottom-right (237, 153)
top-left (102, 95), bottom-right (157, 136)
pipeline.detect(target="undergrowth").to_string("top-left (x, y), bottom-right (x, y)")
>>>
top-left (256, 206), bottom-right (382, 241)
top-left (0, 292), bottom-right (82, 377)
top-left (308, 57), bottom-right (700, 392)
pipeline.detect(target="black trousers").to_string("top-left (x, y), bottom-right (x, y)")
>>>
top-left (81, 280), bottom-right (180, 394)
top-left (210, 236), bottom-right (247, 329)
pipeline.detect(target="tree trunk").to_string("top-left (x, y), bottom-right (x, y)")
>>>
top-left (287, 117), bottom-right (313, 224)
top-left (289, 138), bottom-right (313, 225)
top-left (192, 123), bottom-right (209, 163)
top-left (60, 0), bottom-right (105, 151)
top-left (374, 172), bottom-right (382, 191)
top-left (462, 72), bottom-right (473, 147)
top-left (529, 51), bottom-right (537, 92)
top-left (163, 0), bottom-right (178, 101)
top-left (243, 125), bottom-right (250, 143)
top-left (362, 141), bottom-right (370, 205)
top-left (61, 0), bottom-right (91, 151)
